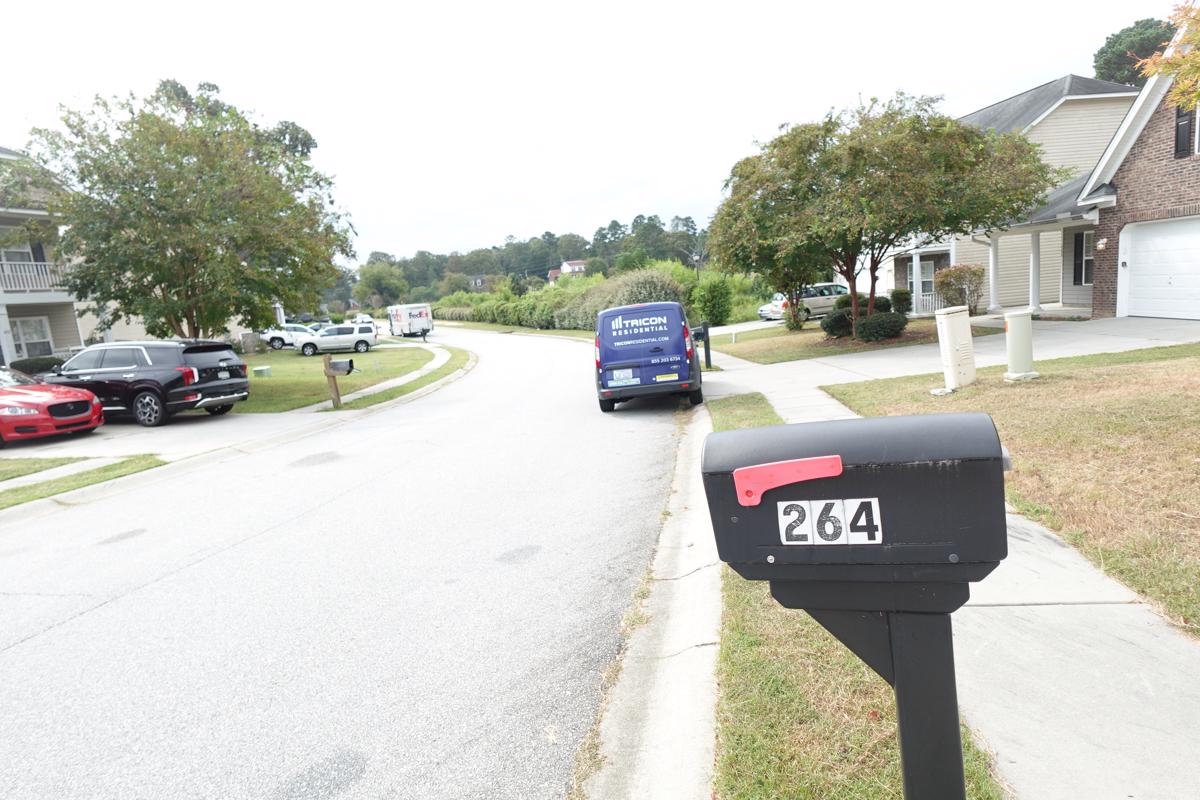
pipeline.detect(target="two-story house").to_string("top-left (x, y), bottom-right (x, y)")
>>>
top-left (890, 75), bottom-right (1138, 314)
top-left (1074, 38), bottom-right (1200, 320)
top-left (0, 146), bottom-right (84, 365)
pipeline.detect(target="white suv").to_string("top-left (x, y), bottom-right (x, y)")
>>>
top-left (294, 324), bottom-right (378, 356)
top-left (260, 323), bottom-right (319, 350)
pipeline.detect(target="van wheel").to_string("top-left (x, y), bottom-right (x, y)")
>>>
top-left (355, 340), bottom-right (370, 353)
top-left (689, 388), bottom-right (704, 405)
top-left (599, 398), bottom-right (616, 413)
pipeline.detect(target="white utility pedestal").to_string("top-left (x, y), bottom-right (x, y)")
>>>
top-left (933, 305), bottom-right (976, 394)
top-left (1004, 309), bottom-right (1039, 382)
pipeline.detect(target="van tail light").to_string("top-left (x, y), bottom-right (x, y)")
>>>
top-left (683, 321), bottom-right (693, 361)
top-left (595, 335), bottom-right (601, 371)
top-left (176, 366), bottom-right (199, 385)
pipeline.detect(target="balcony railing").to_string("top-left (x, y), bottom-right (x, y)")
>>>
top-left (0, 261), bottom-right (70, 293)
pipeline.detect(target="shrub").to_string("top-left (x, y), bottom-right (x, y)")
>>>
top-left (693, 274), bottom-right (734, 326)
top-left (12, 355), bottom-right (66, 375)
top-left (554, 268), bottom-right (685, 330)
top-left (890, 287), bottom-right (912, 315)
top-left (833, 293), bottom-right (891, 314)
top-left (328, 312), bottom-right (345, 323)
top-left (854, 311), bottom-right (909, 342)
top-left (820, 309), bottom-right (853, 338)
top-left (934, 264), bottom-right (986, 315)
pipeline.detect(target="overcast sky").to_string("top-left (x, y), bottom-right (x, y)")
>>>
top-left (1, 0), bottom-right (1169, 264)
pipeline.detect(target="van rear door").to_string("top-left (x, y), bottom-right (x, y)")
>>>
top-left (597, 305), bottom-right (689, 389)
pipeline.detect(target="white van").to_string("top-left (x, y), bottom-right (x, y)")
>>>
top-left (387, 303), bottom-right (434, 337)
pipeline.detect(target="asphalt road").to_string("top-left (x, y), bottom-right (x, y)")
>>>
top-left (0, 327), bottom-right (685, 799)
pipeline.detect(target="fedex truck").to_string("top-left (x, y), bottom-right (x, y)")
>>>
top-left (387, 303), bottom-right (434, 337)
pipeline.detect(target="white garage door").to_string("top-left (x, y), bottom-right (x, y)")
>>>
top-left (1127, 217), bottom-right (1200, 320)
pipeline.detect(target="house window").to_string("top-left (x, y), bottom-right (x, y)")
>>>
top-left (1073, 231), bottom-right (1095, 286)
top-left (11, 316), bottom-right (54, 358)
top-left (1176, 108), bottom-right (1195, 158)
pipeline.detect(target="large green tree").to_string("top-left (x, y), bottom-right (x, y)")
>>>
top-left (13, 80), bottom-right (352, 339)
top-left (353, 261), bottom-right (408, 307)
top-left (1095, 18), bottom-right (1175, 87)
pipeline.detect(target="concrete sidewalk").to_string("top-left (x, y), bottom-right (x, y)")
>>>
top-left (699, 316), bottom-right (1200, 799)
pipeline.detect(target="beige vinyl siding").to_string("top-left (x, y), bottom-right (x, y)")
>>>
top-left (7, 302), bottom-right (82, 352)
top-left (953, 232), bottom-right (1062, 307)
top-left (75, 303), bottom-right (254, 344)
top-left (1025, 96), bottom-right (1137, 176)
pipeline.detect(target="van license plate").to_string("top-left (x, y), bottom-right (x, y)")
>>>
top-left (218, 370), bottom-right (230, 379)
top-left (612, 369), bottom-right (633, 380)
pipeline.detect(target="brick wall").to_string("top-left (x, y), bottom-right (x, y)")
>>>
top-left (1094, 94), bottom-right (1200, 316)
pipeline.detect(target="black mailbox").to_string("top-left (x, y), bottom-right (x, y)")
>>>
top-left (702, 412), bottom-right (1009, 800)
top-left (325, 358), bottom-right (354, 377)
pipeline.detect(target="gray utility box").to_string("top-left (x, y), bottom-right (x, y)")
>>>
top-left (702, 412), bottom-right (1006, 613)
top-left (701, 413), bottom-right (1010, 800)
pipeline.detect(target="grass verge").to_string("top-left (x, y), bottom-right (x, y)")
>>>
top-left (436, 320), bottom-right (594, 340)
top-left (707, 392), bottom-right (1005, 800)
top-left (0, 454), bottom-right (165, 510)
top-left (241, 347), bottom-right (434, 412)
top-left (0, 456), bottom-right (86, 482)
top-left (825, 342), bottom-right (1200, 634)
top-left (710, 318), bottom-right (1000, 364)
top-left (337, 346), bottom-right (472, 410)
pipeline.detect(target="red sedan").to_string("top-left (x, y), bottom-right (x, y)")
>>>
top-left (0, 366), bottom-right (103, 446)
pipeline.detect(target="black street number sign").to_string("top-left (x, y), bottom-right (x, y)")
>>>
top-left (775, 498), bottom-right (883, 546)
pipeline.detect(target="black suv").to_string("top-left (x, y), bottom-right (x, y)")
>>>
top-left (43, 341), bottom-right (249, 427)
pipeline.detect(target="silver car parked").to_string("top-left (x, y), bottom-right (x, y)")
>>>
top-left (294, 324), bottom-right (378, 356)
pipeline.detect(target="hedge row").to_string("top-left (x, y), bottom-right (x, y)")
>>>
top-left (433, 269), bottom-right (687, 332)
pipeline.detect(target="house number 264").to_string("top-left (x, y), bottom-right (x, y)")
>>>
top-left (775, 499), bottom-right (884, 546)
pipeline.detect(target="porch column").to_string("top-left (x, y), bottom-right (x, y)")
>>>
top-left (912, 252), bottom-right (922, 314)
top-left (987, 235), bottom-right (1001, 313)
top-left (0, 305), bottom-right (16, 365)
top-left (1028, 232), bottom-right (1042, 312)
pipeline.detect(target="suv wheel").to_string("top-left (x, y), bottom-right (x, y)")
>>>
top-left (205, 404), bottom-right (234, 416)
top-left (354, 340), bottom-right (369, 353)
top-left (269, 337), bottom-right (284, 350)
top-left (133, 391), bottom-right (166, 427)
top-left (301, 343), bottom-right (317, 356)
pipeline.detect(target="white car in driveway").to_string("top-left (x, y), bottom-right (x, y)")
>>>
top-left (259, 323), bottom-right (320, 350)
top-left (757, 283), bottom-right (850, 320)
top-left (294, 323), bottom-right (378, 356)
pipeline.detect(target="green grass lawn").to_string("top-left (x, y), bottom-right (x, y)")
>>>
top-left (825, 343), bottom-right (1200, 634)
top-left (710, 318), bottom-right (1001, 364)
top-left (0, 454), bottom-right (165, 510)
top-left (706, 393), bottom-right (1004, 800)
top-left (337, 346), bottom-right (472, 410)
top-left (240, 347), bottom-right (435, 412)
top-left (0, 456), bottom-right (86, 482)
top-left (436, 320), bottom-right (594, 340)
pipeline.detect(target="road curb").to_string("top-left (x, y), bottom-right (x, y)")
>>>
top-left (0, 349), bottom-right (480, 531)
top-left (582, 407), bottom-right (719, 799)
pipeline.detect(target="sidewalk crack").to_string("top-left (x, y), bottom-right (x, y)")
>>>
top-left (654, 562), bottom-right (718, 582)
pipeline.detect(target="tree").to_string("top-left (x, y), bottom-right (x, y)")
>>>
top-left (353, 261), bottom-right (408, 307)
top-left (709, 124), bottom-right (832, 329)
top-left (10, 81), bottom-right (351, 339)
top-left (820, 95), bottom-right (1059, 318)
top-left (438, 272), bottom-right (471, 297)
top-left (1096, 18), bottom-right (1175, 87)
top-left (1139, 7), bottom-right (1199, 110)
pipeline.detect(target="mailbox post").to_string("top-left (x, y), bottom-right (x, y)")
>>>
top-left (696, 321), bottom-right (712, 370)
top-left (702, 413), bottom-right (1008, 800)
top-left (321, 355), bottom-right (355, 408)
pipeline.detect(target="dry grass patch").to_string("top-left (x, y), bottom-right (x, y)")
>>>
top-left (825, 344), bottom-right (1200, 633)
top-left (710, 318), bottom-right (1000, 365)
top-left (708, 393), bottom-right (1004, 799)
